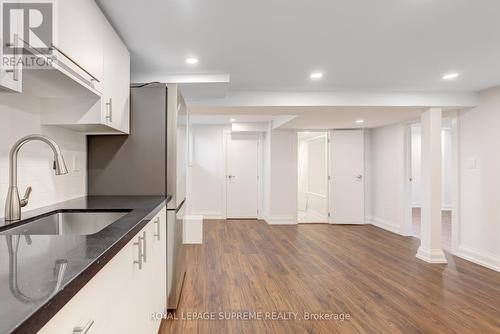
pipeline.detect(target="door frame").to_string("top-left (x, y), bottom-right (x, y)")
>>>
top-left (403, 113), bottom-right (460, 255)
top-left (222, 130), bottom-right (264, 220)
top-left (295, 130), bottom-right (331, 224)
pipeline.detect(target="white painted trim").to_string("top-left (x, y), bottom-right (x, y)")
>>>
top-left (189, 211), bottom-right (222, 219)
top-left (264, 214), bottom-right (298, 225)
top-left (456, 245), bottom-right (500, 273)
top-left (369, 217), bottom-right (401, 234)
top-left (416, 247), bottom-right (448, 264)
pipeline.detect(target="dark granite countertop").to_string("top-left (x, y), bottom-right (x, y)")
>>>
top-left (0, 195), bottom-right (171, 334)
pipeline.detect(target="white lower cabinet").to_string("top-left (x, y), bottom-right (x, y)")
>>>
top-left (38, 207), bottom-right (167, 334)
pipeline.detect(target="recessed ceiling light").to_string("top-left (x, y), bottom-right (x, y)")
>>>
top-left (355, 119), bottom-right (365, 124)
top-left (442, 72), bottom-right (459, 80)
top-left (185, 57), bottom-right (199, 65)
top-left (310, 72), bottom-right (323, 80)
top-left (229, 118), bottom-right (236, 122)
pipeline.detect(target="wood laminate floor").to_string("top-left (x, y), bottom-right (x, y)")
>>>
top-left (160, 220), bottom-right (500, 334)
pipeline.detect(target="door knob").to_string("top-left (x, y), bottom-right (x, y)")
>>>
top-left (227, 175), bottom-right (235, 179)
top-left (355, 175), bottom-right (363, 180)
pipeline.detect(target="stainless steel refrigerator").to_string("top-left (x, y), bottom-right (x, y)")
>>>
top-left (166, 84), bottom-right (188, 310)
top-left (87, 83), bottom-right (187, 310)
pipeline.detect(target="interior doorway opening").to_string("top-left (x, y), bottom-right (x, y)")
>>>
top-left (297, 131), bottom-right (329, 223)
top-left (410, 119), bottom-right (453, 251)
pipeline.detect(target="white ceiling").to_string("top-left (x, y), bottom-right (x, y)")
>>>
top-left (98, 0), bottom-right (500, 93)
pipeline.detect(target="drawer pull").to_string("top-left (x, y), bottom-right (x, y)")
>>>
top-left (154, 217), bottom-right (161, 240)
top-left (73, 319), bottom-right (94, 334)
top-left (105, 98), bottom-right (113, 122)
top-left (133, 235), bottom-right (143, 270)
top-left (142, 231), bottom-right (147, 263)
top-left (5, 34), bottom-right (20, 81)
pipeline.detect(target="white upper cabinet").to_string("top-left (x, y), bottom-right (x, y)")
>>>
top-left (0, 0), bottom-right (130, 134)
top-left (52, 0), bottom-right (104, 93)
top-left (34, 0), bottom-right (131, 134)
top-left (0, 0), bottom-right (22, 92)
top-left (102, 18), bottom-right (131, 134)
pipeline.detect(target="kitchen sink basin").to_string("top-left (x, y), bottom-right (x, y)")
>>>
top-left (0, 210), bottom-right (131, 236)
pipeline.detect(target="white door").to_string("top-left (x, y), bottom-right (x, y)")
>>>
top-left (226, 133), bottom-right (259, 218)
top-left (329, 130), bottom-right (365, 224)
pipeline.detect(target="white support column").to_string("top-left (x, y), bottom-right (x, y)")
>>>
top-left (416, 108), bottom-right (447, 264)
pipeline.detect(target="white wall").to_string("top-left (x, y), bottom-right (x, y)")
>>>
top-left (442, 129), bottom-right (452, 209)
top-left (369, 123), bottom-right (406, 234)
top-left (364, 130), bottom-right (372, 222)
top-left (188, 125), bottom-right (228, 218)
top-left (410, 125), bottom-right (452, 210)
top-left (0, 94), bottom-right (86, 218)
top-left (187, 123), bottom-right (297, 224)
top-left (267, 129), bottom-right (297, 224)
top-left (263, 123), bottom-right (272, 217)
top-left (457, 86), bottom-right (500, 271)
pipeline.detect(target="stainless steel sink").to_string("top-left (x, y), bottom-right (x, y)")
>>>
top-left (0, 210), bottom-right (131, 236)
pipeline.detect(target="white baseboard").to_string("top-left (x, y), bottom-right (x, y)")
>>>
top-left (416, 246), bottom-right (448, 264)
top-left (264, 214), bottom-right (297, 225)
top-left (369, 216), bottom-right (401, 235)
top-left (456, 245), bottom-right (500, 273)
top-left (190, 211), bottom-right (222, 219)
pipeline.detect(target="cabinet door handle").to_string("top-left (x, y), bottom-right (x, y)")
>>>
top-left (5, 34), bottom-right (19, 81)
top-left (154, 217), bottom-right (160, 241)
top-left (105, 98), bottom-right (112, 122)
top-left (73, 319), bottom-right (94, 334)
top-left (133, 235), bottom-right (143, 270)
top-left (141, 231), bottom-right (147, 263)
top-left (50, 44), bottom-right (100, 83)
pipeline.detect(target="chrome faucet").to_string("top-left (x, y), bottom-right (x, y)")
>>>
top-left (4, 135), bottom-right (68, 222)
